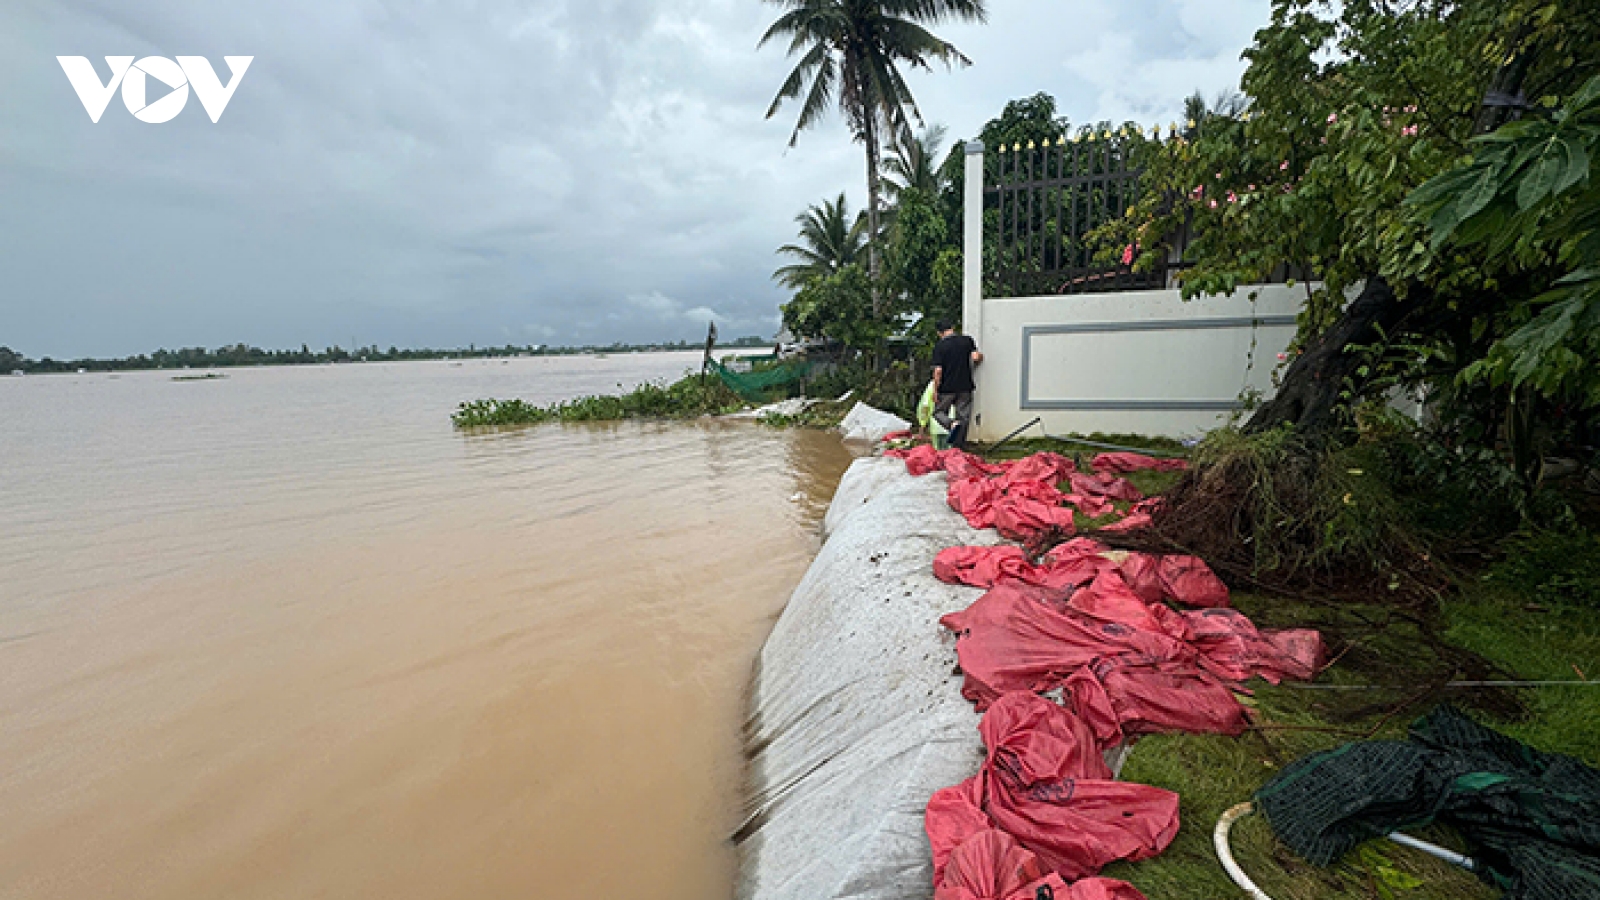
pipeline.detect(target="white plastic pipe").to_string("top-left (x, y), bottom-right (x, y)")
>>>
top-left (1214, 799), bottom-right (1478, 900)
top-left (1387, 832), bottom-right (1476, 871)
top-left (1214, 801), bottom-right (1277, 900)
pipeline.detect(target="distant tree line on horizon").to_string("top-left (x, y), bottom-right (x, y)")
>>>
top-left (0, 335), bottom-right (770, 374)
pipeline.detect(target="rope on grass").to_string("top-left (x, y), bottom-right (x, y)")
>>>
top-left (1284, 679), bottom-right (1598, 690)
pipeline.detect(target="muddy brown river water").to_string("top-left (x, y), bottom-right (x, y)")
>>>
top-left (0, 353), bottom-right (856, 900)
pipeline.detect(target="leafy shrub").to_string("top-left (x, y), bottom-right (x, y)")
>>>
top-left (452, 373), bottom-right (744, 429)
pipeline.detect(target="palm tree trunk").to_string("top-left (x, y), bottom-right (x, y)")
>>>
top-left (862, 113), bottom-right (884, 319)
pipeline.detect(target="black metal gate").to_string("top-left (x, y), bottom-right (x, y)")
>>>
top-left (984, 134), bottom-right (1171, 297)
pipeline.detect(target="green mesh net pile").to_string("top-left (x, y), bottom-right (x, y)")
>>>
top-left (1256, 705), bottom-right (1600, 900)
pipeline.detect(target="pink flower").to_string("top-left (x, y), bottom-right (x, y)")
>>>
top-left (1191, 185), bottom-right (1204, 197)
top-left (1121, 244), bottom-right (1136, 265)
top-left (1227, 191), bottom-right (1238, 203)
top-left (1276, 352), bottom-right (1288, 361)
top-left (1401, 125), bottom-right (1418, 136)
top-left (1247, 184), bottom-right (1256, 191)
top-left (1215, 172), bottom-right (1223, 180)
top-left (1208, 199), bottom-right (1218, 209)
top-left (1404, 104), bottom-right (1418, 113)
top-left (1326, 112), bottom-right (1337, 124)
top-left (1279, 160), bottom-right (1289, 171)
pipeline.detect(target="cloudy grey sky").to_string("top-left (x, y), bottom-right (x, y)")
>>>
top-left (1, 0), bottom-right (1269, 357)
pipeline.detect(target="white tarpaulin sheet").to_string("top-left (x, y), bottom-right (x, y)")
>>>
top-left (736, 456), bottom-right (997, 900)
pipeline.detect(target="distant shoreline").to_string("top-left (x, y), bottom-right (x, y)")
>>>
top-left (1, 341), bottom-right (772, 376)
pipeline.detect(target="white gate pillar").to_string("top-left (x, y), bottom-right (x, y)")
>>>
top-left (961, 139), bottom-right (987, 440)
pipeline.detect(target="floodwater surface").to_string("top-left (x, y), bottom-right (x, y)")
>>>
top-left (0, 353), bottom-right (856, 900)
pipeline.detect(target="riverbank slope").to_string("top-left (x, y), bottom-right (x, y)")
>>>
top-left (735, 456), bottom-right (996, 900)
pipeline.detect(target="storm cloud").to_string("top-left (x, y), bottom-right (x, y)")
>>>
top-left (1, 0), bottom-right (1270, 357)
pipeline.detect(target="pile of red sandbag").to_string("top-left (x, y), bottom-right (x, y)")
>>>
top-left (878, 445), bottom-right (1323, 899)
top-left (933, 540), bottom-right (1229, 609)
top-left (1090, 452), bottom-right (1189, 474)
top-left (886, 445), bottom-right (1159, 539)
top-left (927, 692), bottom-right (1178, 892)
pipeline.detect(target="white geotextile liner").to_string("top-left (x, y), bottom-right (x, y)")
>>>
top-left (837, 402), bottom-right (912, 444)
top-left (736, 456), bottom-right (998, 900)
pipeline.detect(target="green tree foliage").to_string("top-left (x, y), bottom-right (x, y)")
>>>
top-left (1099, 0), bottom-right (1600, 470)
top-left (978, 91), bottom-right (1069, 149)
top-left (780, 263), bottom-right (888, 352)
top-left (773, 192), bottom-right (867, 289)
top-left (1412, 74), bottom-right (1600, 406)
top-left (884, 187), bottom-right (961, 331)
top-left (760, 0), bottom-right (987, 310)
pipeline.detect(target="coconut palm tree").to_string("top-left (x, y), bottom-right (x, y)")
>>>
top-left (773, 192), bottom-right (867, 289)
top-left (883, 123), bottom-right (949, 204)
top-left (760, 0), bottom-right (987, 314)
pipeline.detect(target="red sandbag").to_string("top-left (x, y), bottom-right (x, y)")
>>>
top-left (1117, 554), bottom-right (1230, 608)
top-left (1062, 492), bottom-right (1116, 519)
top-left (949, 477), bottom-right (1003, 529)
top-left (1066, 658), bottom-right (1249, 740)
top-left (1062, 878), bottom-right (1150, 900)
top-left (934, 828), bottom-right (1070, 900)
top-left (926, 692), bottom-right (1179, 884)
top-left (935, 545), bottom-right (1036, 589)
top-left (1039, 540), bottom-right (1119, 588)
top-left (935, 829), bottom-right (1147, 900)
top-left (1003, 478), bottom-right (1067, 506)
top-left (1096, 510), bottom-right (1152, 533)
top-left (1158, 555), bottom-right (1229, 608)
top-left (999, 452), bottom-right (1076, 488)
top-left (1066, 571), bottom-right (1192, 643)
top-left (928, 778), bottom-right (994, 887)
top-left (1068, 472), bottom-right (1143, 503)
top-left (899, 443), bottom-right (944, 476)
top-left (1091, 452), bottom-right (1188, 474)
top-left (945, 449), bottom-right (1004, 481)
top-left (1182, 608), bottom-right (1324, 684)
top-left (940, 583), bottom-right (1196, 709)
top-left (994, 496), bottom-right (1077, 542)
top-left (933, 545), bottom-right (1110, 592)
top-left (1115, 553), bottom-right (1166, 604)
top-left (882, 429), bottom-right (916, 443)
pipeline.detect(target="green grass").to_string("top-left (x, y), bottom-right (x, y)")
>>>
top-left (1445, 586), bottom-right (1600, 763)
top-left (1102, 584), bottom-right (1599, 900)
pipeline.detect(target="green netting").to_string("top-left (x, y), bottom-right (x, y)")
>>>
top-left (709, 357), bottom-right (815, 401)
top-left (1256, 705), bottom-right (1600, 900)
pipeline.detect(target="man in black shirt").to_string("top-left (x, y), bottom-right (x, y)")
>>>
top-left (930, 321), bottom-right (982, 448)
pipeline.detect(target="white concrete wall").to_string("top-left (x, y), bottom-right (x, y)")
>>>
top-left (968, 285), bottom-right (1304, 440)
